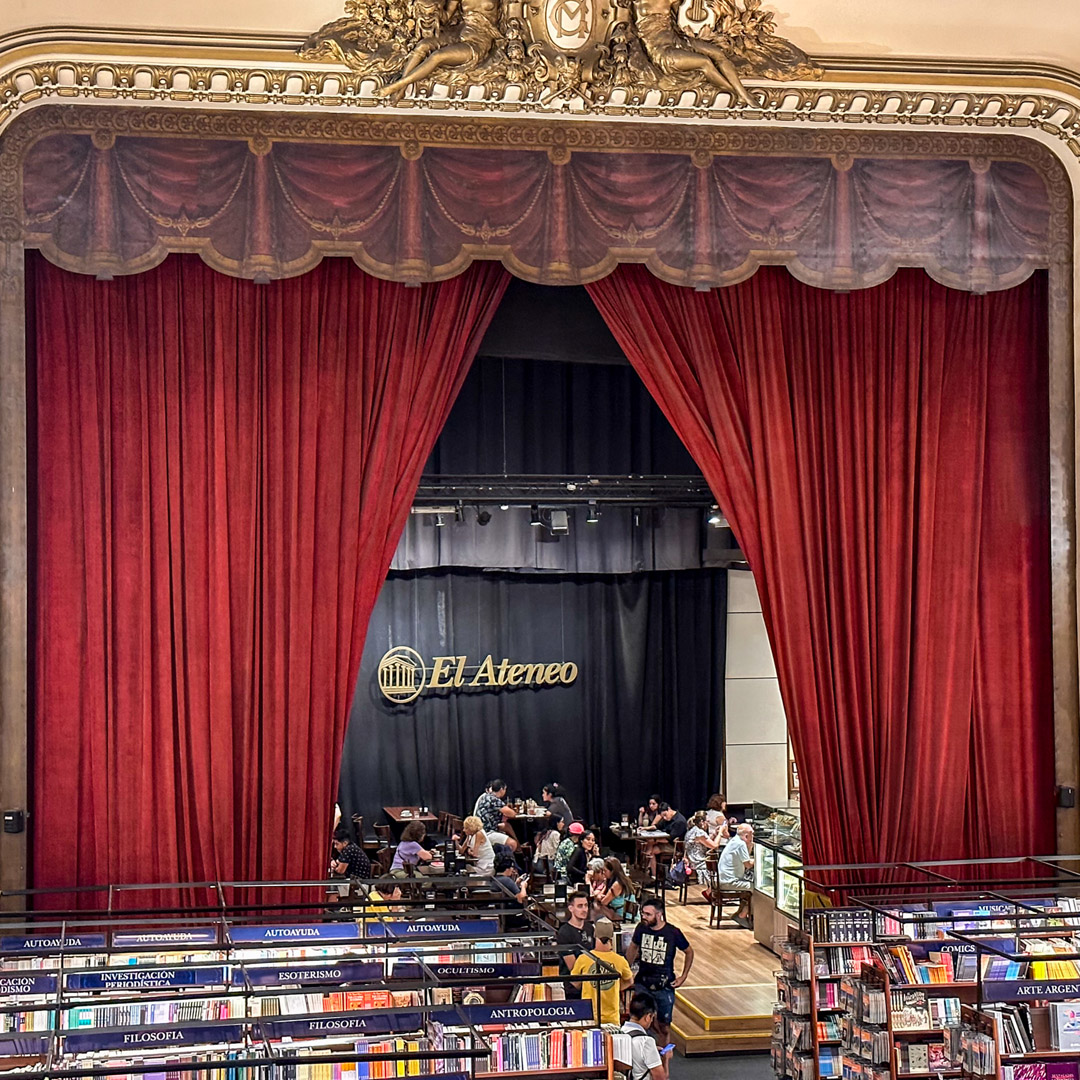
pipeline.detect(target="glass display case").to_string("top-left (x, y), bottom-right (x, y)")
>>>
top-left (748, 800), bottom-right (804, 951)
top-left (754, 842), bottom-right (776, 895)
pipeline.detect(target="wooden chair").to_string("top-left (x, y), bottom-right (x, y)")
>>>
top-left (705, 854), bottom-right (750, 929)
top-left (374, 846), bottom-right (396, 877)
top-left (672, 839), bottom-right (698, 905)
top-left (373, 823), bottom-right (392, 847)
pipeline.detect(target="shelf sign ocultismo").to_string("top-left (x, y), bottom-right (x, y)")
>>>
top-left (378, 647), bottom-right (578, 705)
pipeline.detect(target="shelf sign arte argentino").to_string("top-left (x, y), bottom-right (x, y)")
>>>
top-left (378, 647), bottom-right (578, 705)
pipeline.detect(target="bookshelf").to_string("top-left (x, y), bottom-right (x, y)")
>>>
top-left (0, 884), bottom-right (619, 1080)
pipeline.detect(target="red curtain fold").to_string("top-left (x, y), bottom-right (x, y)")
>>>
top-left (586, 265), bottom-right (1053, 868)
top-left (30, 253), bottom-right (507, 893)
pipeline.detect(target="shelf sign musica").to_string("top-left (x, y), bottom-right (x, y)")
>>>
top-left (378, 647), bottom-right (578, 705)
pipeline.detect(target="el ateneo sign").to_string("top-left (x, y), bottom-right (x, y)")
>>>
top-left (378, 647), bottom-right (578, 705)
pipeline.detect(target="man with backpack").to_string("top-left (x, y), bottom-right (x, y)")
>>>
top-left (570, 917), bottom-right (633, 1025)
top-left (619, 992), bottom-right (672, 1080)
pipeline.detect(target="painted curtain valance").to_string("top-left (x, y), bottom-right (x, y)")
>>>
top-left (21, 132), bottom-right (1050, 290)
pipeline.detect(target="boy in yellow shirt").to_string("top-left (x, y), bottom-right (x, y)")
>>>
top-left (571, 917), bottom-right (634, 1025)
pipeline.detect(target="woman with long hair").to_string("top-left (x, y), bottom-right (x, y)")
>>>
top-left (455, 815), bottom-right (495, 876)
top-left (593, 855), bottom-right (634, 921)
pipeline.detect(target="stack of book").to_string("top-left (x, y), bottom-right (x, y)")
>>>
top-left (985, 1003), bottom-right (1037, 1055)
top-left (478, 1028), bottom-right (605, 1072)
top-left (894, 1039), bottom-right (961, 1075)
top-left (1002, 1066), bottom-right (1080, 1080)
top-left (889, 989), bottom-right (960, 1031)
top-left (806, 911), bottom-right (875, 944)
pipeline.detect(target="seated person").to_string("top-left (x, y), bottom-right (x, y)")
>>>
top-left (587, 857), bottom-right (608, 900)
top-left (493, 852), bottom-right (530, 930)
top-left (542, 782), bottom-right (574, 826)
top-left (390, 820), bottom-right (435, 878)
top-left (454, 814), bottom-right (496, 876)
top-left (328, 824), bottom-right (371, 902)
top-left (534, 813), bottom-right (564, 869)
top-left (683, 810), bottom-right (722, 900)
top-left (717, 823), bottom-right (755, 926)
top-left (474, 778), bottom-right (519, 851)
top-left (637, 795), bottom-right (663, 829)
top-left (594, 856), bottom-right (633, 922)
top-left (642, 803), bottom-right (686, 877)
top-left (555, 820), bottom-right (583, 877)
top-left (705, 793), bottom-right (733, 841)
top-left (571, 916), bottom-right (633, 1025)
top-left (567, 828), bottom-right (599, 886)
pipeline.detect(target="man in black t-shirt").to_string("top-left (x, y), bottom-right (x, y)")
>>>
top-left (626, 896), bottom-right (694, 1043)
top-left (554, 891), bottom-right (595, 999)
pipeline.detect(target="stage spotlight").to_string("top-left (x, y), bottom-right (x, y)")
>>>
top-left (434, 513), bottom-right (446, 528)
top-left (476, 507), bottom-right (492, 526)
top-left (530, 505), bottom-right (542, 527)
top-left (586, 501), bottom-right (600, 524)
top-left (499, 504), bottom-right (510, 511)
top-left (707, 504), bottom-right (728, 528)
top-left (550, 509), bottom-right (570, 535)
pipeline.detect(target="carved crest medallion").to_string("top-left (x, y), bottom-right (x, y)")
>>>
top-left (300, 0), bottom-right (821, 108)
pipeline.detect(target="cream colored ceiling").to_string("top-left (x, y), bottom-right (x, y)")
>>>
top-left (3, 0), bottom-right (1080, 75)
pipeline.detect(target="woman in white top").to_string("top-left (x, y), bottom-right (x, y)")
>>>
top-left (456, 815), bottom-right (496, 875)
top-left (705, 793), bottom-right (732, 841)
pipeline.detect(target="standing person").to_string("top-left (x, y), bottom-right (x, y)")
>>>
top-left (555, 890), bottom-right (595, 999)
top-left (390, 820), bottom-right (435, 878)
top-left (620, 992), bottom-right (671, 1080)
top-left (571, 917), bottom-right (634, 1025)
top-left (474, 779), bottom-right (519, 851)
top-left (625, 897), bottom-right (694, 1045)
top-left (329, 825), bottom-right (371, 901)
top-left (717, 823), bottom-right (755, 926)
top-left (542, 782), bottom-right (574, 826)
top-left (455, 815), bottom-right (496, 875)
top-left (567, 828), bottom-right (599, 886)
top-left (594, 856), bottom-right (633, 922)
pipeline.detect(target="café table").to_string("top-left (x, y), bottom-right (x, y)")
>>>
top-left (383, 805), bottom-right (440, 840)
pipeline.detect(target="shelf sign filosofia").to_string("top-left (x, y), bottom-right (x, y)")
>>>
top-left (229, 923), bottom-right (361, 944)
top-left (366, 919), bottom-right (500, 939)
top-left (264, 1012), bottom-right (424, 1038)
top-left (64, 1025), bottom-right (246, 1053)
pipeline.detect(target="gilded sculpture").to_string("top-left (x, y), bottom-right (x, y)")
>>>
top-left (300, 0), bottom-right (820, 105)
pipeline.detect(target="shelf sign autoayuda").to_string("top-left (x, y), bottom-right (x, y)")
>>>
top-left (378, 647), bottom-right (578, 705)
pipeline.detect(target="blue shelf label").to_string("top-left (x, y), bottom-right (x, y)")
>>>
top-left (0, 973), bottom-right (57, 995)
top-left (0, 1034), bottom-right (49, 1056)
top-left (264, 1012), bottom-right (424, 1038)
top-left (983, 978), bottom-right (1080, 1002)
top-left (64, 1024), bottom-right (244, 1053)
top-left (425, 962), bottom-right (542, 978)
top-left (366, 920), bottom-right (499, 939)
top-left (67, 966), bottom-right (229, 990)
top-left (112, 929), bottom-right (219, 947)
top-left (236, 960), bottom-right (383, 986)
top-left (2, 933), bottom-right (107, 952)
top-left (432, 999), bottom-right (594, 1025)
top-left (230, 924), bottom-right (360, 943)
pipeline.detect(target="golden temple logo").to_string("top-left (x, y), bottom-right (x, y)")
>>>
top-left (377, 648), bottom-right (578, 705)
top-left (378, 646), bottom-right (428, 704)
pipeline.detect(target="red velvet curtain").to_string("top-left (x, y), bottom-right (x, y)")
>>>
top-left (587, 266), bottom-right (1054, 868)
top-left (30, 253), bottom-right (507, 892)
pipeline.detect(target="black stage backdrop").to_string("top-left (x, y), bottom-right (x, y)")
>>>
top-left (339, 568), bottom-right (726, 834)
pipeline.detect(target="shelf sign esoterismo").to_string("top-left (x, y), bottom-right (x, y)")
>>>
top-left (378, 647), bottom-right (578, 705)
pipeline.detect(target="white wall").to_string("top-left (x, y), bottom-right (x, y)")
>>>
top-left (725, 569), bottom-right (790, 806)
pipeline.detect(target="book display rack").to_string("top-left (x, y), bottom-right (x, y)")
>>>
top-left (0, 879), bottom-right (620, 1080)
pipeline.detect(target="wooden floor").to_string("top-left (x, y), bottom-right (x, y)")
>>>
top-left (665, 894), bottom-right (777, 1055)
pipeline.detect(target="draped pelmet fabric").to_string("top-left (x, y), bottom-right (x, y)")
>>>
top-left (29, 253), bottom-right (507, 891)
top-left (587, 266), bottom-right (1054, 867)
